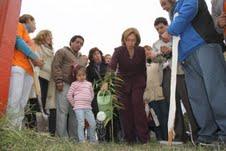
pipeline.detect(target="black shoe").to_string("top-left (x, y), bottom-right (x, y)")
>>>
top-left (197, 141), bottom-right (216, 147)
top-left (218, 136), bottom-right (226, 146)
top-left (187, 123), bottom-right (198, 146)
top-left (189, 132), bottom-right (198, 146)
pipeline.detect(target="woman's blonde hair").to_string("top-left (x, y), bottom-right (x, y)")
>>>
top-left (121, 27), bottom-right (141, 46)
top-left (33, 30), bottom-right (53, 49)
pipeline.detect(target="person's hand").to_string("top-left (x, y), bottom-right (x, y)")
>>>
top-left (160, 46), bottom-right (172, 54)
top-left (161, 31), bottom-right (171, 43)
top-left (147, 50), bottom-right (157, 60)
top-left (100, 82), bottom-right (108, 91)
top-left (217, 12), bottom-right (226, 28)
top-left (32, 58), bottom-right (44, 67)
top-left (144, 102), bottom-right (149, 118)
top-left (56, 82), bottom-right (64, 91)
top-left (144, 46), bottom-right (156, 59)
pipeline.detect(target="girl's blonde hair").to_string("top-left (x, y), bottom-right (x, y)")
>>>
top-left (33, 30), bottom-right (53, 49)
top-left (121, 27), bottom-right (141, 46)
top-left (77, 67), bottom-right (86, 75)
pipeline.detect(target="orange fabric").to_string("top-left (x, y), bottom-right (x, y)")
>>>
top-left (0, 0), bottom-right (22, 114)
top-left (12, 23), bottom-right (33, 75)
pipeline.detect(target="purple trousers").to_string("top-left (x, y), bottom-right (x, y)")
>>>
top-left (119, 87), bottom-right (150, 143)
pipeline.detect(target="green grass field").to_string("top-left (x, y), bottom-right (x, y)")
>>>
top-left (0, 117), bottom-right (223, 151)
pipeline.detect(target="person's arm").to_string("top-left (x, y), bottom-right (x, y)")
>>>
top-left (212, 0), bottom-right (225, 34)
top-left (86, 65), bottom-right (93, 82)
top-left (216, 13), bottom-right (226, 31)
top-left (67, 82), bottom-right (76, 106)
top-left (212, 0), bottom-right (222, 30)
top-left (52, 50), bottom-right (64, 91)
top-left (168, 0), bottom-right (198, 36)
top-left (16, 36), bottom-right (44, 67)
top-left (110, 48), bottom-right (119, 71)
top-left (90, 82), bottom-right (94, 101)
top-left (99, 48), bottom-right (120, 92)
top-left (15, 36), bottom-right (38, 60)
top-left (152, 43), bottom-right (158, 53)
top-left (16, 23), bottom-right (44, 67)
top-left (152, 43), bottom-right (162, 55)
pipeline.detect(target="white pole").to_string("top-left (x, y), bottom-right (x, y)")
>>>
top-left (168, 36), bottom-right (180, 145)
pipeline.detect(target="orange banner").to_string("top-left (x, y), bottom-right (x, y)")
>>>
top-left (0, 0), bottom-right (22, 115)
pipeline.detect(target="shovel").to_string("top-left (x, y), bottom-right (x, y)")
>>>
top-left (30, 61), bottom-right (48, 120)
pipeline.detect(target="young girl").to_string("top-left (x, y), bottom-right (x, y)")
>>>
top-left (67, 64), bottom-right (96, 143)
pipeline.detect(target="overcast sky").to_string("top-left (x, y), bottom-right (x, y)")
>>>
top-left (21, 0), bottom-right (211, 55)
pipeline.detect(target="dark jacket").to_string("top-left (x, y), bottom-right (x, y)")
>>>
top-left (86, 62), bottom-right (108, 90)
top-left (86, 61), bottom-right (108, 116)
top-left (110, 46), bottom-right (146, 92)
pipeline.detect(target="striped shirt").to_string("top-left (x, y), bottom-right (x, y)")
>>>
top-left (67, 80), bottom-right (94, 110)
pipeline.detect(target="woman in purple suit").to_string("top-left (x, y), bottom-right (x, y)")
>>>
top-left (110, 28), bottom-right (150, 144)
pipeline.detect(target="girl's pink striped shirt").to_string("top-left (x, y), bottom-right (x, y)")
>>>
top-left (67, 80), bottom-right (94, 110)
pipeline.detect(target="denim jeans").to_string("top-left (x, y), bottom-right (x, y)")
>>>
top-left (182, 43), bottom-right (226, 142)
top-left (148, 100), bottom-right (169, 140)
top-left (56, 83), bottom-right (77, 139)
top-left (6, 66), bottom-right (33, 129)
top-left (74, 109), bottom-right (96, 142)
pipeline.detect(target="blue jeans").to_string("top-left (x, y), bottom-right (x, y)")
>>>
top-left (182, 43), bottom-right (226, 142)
top-left (75, 109), bottom-right (96, 142)
top-left (56, 83), bottom-right (77, 139)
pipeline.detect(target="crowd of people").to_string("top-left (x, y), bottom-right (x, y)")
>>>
top-left (5, 0), bottom-right (226, 146)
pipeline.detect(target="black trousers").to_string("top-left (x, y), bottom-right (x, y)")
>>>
top-left (162, 67), bottom-right (199, 142)
top-left (25, 98), bottom-right (39, 128)
top-left (26, 77), bottom-right (56, 135)
top-left (39, 77), bottom-right (48, 113)
top-left (49, 109), bottom-right (56, 136)
top-left (149, 100), bottom-right (169, 141)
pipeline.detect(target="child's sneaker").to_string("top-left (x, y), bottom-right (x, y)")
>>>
top-left (89, 141), bottom-right (98, 144)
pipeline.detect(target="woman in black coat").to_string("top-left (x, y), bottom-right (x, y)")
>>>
top-left (86, 47), bottom-right (122, 142)
top-left (86, 47), bottom-right (108, 116)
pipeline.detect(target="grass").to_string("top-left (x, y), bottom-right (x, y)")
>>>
top-left (0, 117), bottom-right (220, 151)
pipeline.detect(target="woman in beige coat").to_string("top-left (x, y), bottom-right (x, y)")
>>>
top-left (33, 30), bottom-right (56, 135)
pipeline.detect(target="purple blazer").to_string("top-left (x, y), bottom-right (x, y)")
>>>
top-left (110, 46), bottom-right (146, 93)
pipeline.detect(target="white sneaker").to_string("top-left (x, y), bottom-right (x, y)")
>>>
top-left (171, 141), bottom-right (183, 145)
top-left (159, 140), bottom-right (183, 145)
top-left (159, 140), bottom-right (168, 145)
